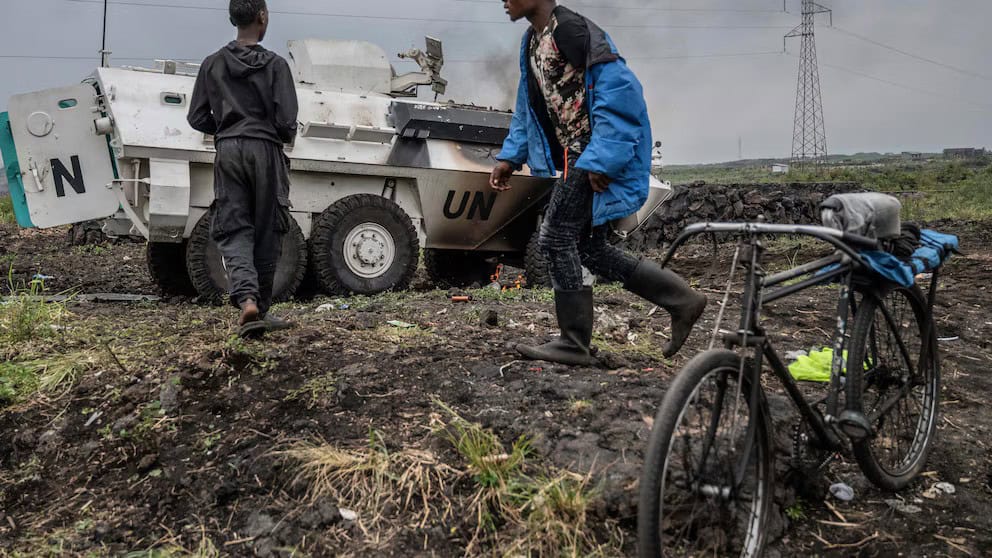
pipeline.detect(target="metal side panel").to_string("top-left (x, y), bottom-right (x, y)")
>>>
top-left (0, 112), bottom-right (34, 227)
top-left (612, 176), bottom-right (674, 237)
top-left (147, 158), bottom-right (191, 242)
top-left (7, 84), bottom-right (119, 228)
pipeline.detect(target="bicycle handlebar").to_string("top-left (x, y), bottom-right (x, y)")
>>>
top-left (660, 222), bottom-right (879, 269)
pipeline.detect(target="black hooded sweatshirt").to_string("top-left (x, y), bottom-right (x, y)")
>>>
top-left (188, 41), bottom-right (298, 145)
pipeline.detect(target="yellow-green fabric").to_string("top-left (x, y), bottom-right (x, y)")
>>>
top-left (788, 348), bottom-right (853, 382)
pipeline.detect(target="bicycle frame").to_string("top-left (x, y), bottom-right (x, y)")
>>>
top-left (660, 222), bottom-right (889, 453)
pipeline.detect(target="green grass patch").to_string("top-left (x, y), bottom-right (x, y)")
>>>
top-left (0, 361), bottom-right (40, 406)
top-left (0, 194), bottom-right (14, 225)
top-left (464, 286), bottom-right (555, 304)
top-left (284, 371), bottom-right (337, 409)
top-left (1, 271), bottom-right (70, 344)
top-left (0, 350), bottom-right (96, 407)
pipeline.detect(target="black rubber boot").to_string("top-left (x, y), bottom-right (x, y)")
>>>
top-left (624, 261), bottom-right (708, 358)
top-left (517, 288), bottom-right (598, 366)
top-left (238, 297), bottom-right (266, 339)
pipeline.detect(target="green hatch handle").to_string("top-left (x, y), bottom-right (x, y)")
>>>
top-left (0, 112), bottom-right (35, 228)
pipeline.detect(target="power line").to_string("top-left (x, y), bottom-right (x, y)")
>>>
top-left (828, 26), bottom-right (992, 82)
top-left (0, 54), bottom-right (195, 62)
top-left (813, 57), bottom-right (992, 112)
top-left (64, 0), bottom-right (791, 29)
top-left (451, 0), bottom-right (786, 13)
top-left (440, 50), bottom-right (783, 64)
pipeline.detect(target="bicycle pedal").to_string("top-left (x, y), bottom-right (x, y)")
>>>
top-left (837, 410), bottom-right (874, 441)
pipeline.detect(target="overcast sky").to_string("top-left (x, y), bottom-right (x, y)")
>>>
top-left (1, 0), bottom-right (989, 164)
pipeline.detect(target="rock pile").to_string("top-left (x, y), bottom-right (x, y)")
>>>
top-left (627, 181), bottom-right (862, 251)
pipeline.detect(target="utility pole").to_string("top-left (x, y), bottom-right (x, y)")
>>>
top-left (100, 0), bottom-right (111, 67)
top-left (785, 0), bottom-right (831, 168)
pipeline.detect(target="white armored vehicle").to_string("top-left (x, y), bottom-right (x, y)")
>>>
top-left (0, 37), bottom-right (671, 300)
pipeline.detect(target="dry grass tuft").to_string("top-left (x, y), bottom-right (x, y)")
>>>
top-left (433, 400), bottom-right (621, 557)
top-left (277, 432), bottom-right (458, 537)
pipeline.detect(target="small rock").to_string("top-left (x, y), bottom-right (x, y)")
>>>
top-left (471, 364), bottom-right (500, 378)
top-left (481, 309), bottom-right (499, 328)
top-left (884, 499), bottom-right (921, 515)
top-left (214, 479), bottom-right (239, 506)
top-left (935, 482), bottom-right (956, 494)
top-left (246, 511), bottom-right (276, 538)
top-left (317, 500), bottom-right (340, 524)
top-left (339, 508), bottom-right (358, 521)
top-left (137, 453), bottom-right (158, 472)
top-left (159, 379), bottom-right (181, 413)
top-left (339, 363), bottom-right (368, 377)
top-left (829, 482), bottom-right (854, 502)
top-left (80, 441), bottom-right (101, 458)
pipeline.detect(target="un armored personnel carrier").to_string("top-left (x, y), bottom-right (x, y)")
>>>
top-left (0, 37), bottom-right (671, 301)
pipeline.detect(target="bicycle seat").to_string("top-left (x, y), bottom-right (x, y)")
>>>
top-left (821, 193), bottom-right (902, 240)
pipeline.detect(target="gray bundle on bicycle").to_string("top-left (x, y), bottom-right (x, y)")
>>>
top-left (820, 193), bottom-right (902, 240)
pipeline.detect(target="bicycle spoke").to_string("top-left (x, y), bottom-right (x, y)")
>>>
top-left (660, 367), bottom-right (765, 556)
top-left (856, 286), bottom-right (937, 479)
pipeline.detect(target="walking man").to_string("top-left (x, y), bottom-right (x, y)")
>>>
top-left (188, 0), bottom-right (299, 337)
top-left (491, 0), bottom-right (707, 365)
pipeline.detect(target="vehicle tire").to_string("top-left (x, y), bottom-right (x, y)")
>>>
top-left (639, 349), bottom-right (771, 558)
top-left (424, 249), bottom-right (499, 289)
top-left (146, 241), bottom-right (196, 296)
top-left (310, 194), bottom-right (419, 296)
top-left (185, 211), bottom-right (308, 305)
top-left (846, 283), bottom-right (940, 491)
top-left (524, 229), bottom-right (552, 289)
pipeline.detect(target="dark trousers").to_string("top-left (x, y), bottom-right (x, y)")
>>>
top-left (211, 138), bottom-right (290, 315)
top-left (539, 146), bottom-right (640, 291)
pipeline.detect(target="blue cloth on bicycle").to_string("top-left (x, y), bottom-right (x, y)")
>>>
top-left (858, 229), bottom-right (958, 288)
top-left (859, 251), bottom-right (917, 287)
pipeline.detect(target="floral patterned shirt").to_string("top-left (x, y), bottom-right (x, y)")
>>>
top-left (530, 14), bottom-right (591, 151)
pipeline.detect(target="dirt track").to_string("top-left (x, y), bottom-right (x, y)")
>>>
top-left (1, 220), bottom-right (991, 557)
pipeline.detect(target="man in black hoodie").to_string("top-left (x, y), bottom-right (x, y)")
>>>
top-left (188, 0), bottom-right (299, 338)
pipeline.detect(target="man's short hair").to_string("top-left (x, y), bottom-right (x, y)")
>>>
top-left (229, 0), bottom-right (266, 27)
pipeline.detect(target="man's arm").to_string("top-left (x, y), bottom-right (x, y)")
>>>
top-left (273, 58), bottom-right (299, 145)
top-left (495, 70), bottom-right (531, 171)
top-left (187, 64), bottom-right (217, 136)
top-left (574, 60), bottom-right (644, 180)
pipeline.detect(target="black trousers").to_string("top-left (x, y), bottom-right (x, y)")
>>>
top-left (211, 138), bottom-right (290, 315)
top-left (539, 144), bottom-right (640, 291)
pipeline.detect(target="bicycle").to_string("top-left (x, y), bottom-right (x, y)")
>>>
top-left (637, 220), bottom-right (943, 557)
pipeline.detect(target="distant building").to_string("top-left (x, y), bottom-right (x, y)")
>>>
top-left (943, 147), bottom-right (987, 160)
top-left (771, 163), bottom-right (789, 174)
top-left (902, 151), bottom-right (924, 161)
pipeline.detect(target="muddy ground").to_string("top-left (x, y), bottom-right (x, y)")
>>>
top-left (1, 220), bottom-right (991, 557)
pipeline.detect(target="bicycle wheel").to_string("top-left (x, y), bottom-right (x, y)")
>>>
top-left (638, 350), bottom-right (771, 558)
top-left (846, 283), bottom-right (940, 491)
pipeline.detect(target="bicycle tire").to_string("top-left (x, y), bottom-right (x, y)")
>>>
top-left (638, 349), bottom-right (772, 558)
top-left (846, 283), bottom-right (940, 491)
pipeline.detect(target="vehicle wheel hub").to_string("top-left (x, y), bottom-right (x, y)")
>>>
top-left (345, 223), bottom-right (395, 279)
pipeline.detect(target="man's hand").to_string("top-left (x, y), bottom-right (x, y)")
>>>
top-left (589, 172), bottom-right (611, 193)
top-left (490, 161), bottom-right (515, 191)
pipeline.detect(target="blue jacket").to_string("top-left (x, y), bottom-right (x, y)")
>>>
top-left (496, 6), bottom-right (653, 226)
